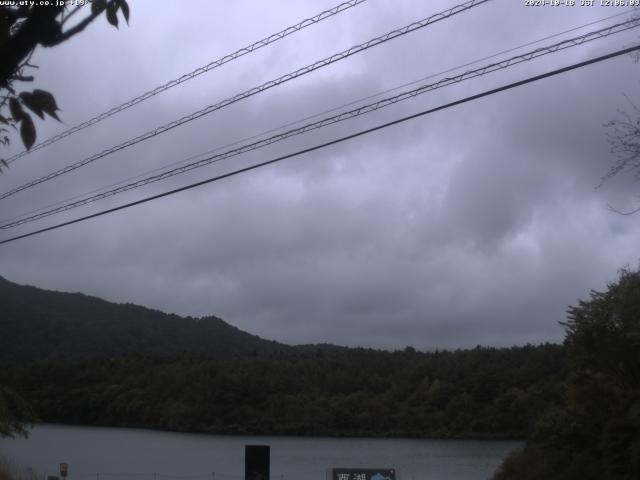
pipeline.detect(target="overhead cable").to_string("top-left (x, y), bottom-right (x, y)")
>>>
top-left (2, 17), bottom-right (638, 229)
top-left (1, 44), bottom-right (637, 246)
top-left (0, 0), bottom-right (492, 201)
top-left (3, 0), bottom-right (369, 164)
top-left (8, 5), bottom-right (629, 226)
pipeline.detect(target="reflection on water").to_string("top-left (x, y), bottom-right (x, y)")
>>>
top-left (0, 425), bottom-right (521, 480)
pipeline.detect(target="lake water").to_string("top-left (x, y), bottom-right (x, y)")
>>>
top-left (0, 425), bottom-right (520, 480)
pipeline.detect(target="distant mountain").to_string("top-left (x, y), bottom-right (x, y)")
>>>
top-left (0, 275), bottom-right (293, 361)
top-left (0, 276), bottom-right (569, 441)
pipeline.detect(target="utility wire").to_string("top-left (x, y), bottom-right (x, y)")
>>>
top-left (5, 7), bottom-right (631, 226)
top-left (1, 44), bottom-right (637, 246)
top-left (3, 0), bottom-right (369, 164)
top-left (0, 0), bottom-right (492, 201)
top-left (2, 17), bottom-right (638, 229)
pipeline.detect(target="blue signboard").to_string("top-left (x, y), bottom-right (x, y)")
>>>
top-left (331, 468), bottom-right (396, 480)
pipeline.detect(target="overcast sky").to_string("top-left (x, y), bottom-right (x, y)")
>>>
top-left (2, 0), bottom-right (640, 350)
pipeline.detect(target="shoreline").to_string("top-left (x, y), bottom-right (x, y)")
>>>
top-left (16, 422), bottom-right (525, 442)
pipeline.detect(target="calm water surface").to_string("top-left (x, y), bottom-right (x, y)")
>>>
top-left (0, 425), bottom-right (521, 480)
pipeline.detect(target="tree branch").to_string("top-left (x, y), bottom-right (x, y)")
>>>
top-left (61, 4), bottom-right (84, 26)
top-left (54, 3), bottom-right (110, 45)
top-left (0, 1), bottom-right (115, 85)
top-left (0, 6), bottom-right (63, 85)
top-left (9, 75), bottom-right (34, 82)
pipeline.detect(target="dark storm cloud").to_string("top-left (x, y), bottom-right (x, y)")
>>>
top-left (1, 0), bottom-right (640, 350)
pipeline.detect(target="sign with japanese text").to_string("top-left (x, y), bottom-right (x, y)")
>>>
top-left (331, 468), bottom-right (396, 480)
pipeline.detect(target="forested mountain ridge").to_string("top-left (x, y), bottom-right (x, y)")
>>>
top-left (0, 274), bottom-right (567, 439)
top-left (0, 275), bottom-right (293, 360)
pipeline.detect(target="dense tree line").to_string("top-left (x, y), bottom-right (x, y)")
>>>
top-left (0, 386), bottom-right (36, 438)
top-left (0, 344), bottom-right (563, 439)
top-left (494, 268), bottom-right (640, 480)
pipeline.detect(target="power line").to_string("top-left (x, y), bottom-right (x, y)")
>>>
top-left (1, 44), bottom-right (637, 246)
top-left (3, 0), bottom-right (369, 164)
top-left (321, 7), bottom-right (637, 117)
top-left (5, 6), bottom-right (630, 227)
top-left (3, 17), bottom-right (638, 229)
top-left (0, 0), bottom-right (492, 201)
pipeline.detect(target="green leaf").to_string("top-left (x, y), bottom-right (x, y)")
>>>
top-left (30, 89), bottom-right (60, 121)
top-left (20, 113), bottom-right (36, 150)
top-left (92, 0), bottom-right (107, 15)
top-left (120, 0), bottom-right (130, 24)
top-left (8, 98), bottom-right (25, 121)
top-left (19, 90), bottom-right (61, 121)
top-left (19, 92), bottom-right (45, 119)
top-left (106, 2), bottom-right (118, 28)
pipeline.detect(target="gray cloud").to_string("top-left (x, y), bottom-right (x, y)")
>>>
top-left (1, 0), bottom-right (640, 350)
